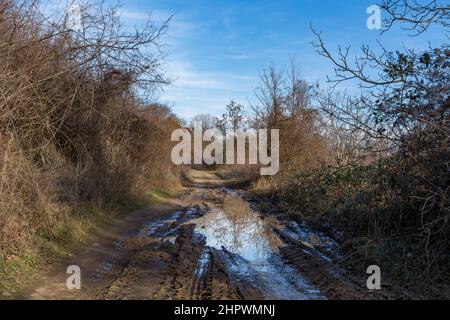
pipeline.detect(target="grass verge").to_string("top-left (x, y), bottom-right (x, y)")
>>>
top-left (0, 188), bottom-right (177, 299)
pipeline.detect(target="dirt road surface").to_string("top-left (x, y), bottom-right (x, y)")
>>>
top-left (21, 170), bottom-right (392, 300)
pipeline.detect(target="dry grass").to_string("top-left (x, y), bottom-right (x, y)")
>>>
top-left (0, 0), bottom-right (181, 292)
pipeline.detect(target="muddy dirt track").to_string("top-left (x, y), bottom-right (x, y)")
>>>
top-left (23, 170), bottom-right (397, 300)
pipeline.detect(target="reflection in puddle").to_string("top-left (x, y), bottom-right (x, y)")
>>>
top-left (195, 248), bottom-right (211, 279)
top-left (192, 197), bottom-right (323, 300)
top-left (193, 209), bottom-right (276, 262)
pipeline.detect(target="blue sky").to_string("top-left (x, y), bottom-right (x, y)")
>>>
top-left (102, 1), bottom-right (445, 119)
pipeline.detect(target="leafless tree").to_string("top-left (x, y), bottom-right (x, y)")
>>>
top-left (224, 100), bottom-right (245, 132)
top-left (380, 0), bottom-right (449, 35)
top-left (190, 113), bottom-right (218, 130)
top-left (310, 0), bottom-right (449, 266)
top-left (250, 61), bottom-right (327, 174)
top-left (252, 65), bottom-right (285, 129)
top-left (311, 1), bottom-right (449, 143)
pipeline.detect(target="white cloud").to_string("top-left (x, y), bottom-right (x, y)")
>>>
top-left (119, 8), bottom-right (172, 22)
top-left (163, 60), bottom-right (256, 90)
top-left (102, 5), bottom-right (260, 119)
top-left (119, 9), bottom-right (196, 39)
top-left (223, 53), bottom-right (254, 60)
top-left (159, 59), bottom-right (257, 118)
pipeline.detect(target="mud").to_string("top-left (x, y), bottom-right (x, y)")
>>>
top-left (23, 170), bottom-right (387, 300)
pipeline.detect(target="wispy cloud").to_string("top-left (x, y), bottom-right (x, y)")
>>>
top-left (160, 59), bottom-right (257, 118)
top-left (119, 9), bottom-right (196, 39)
top-left (120, 8), bottom-right (172, 23)
top-left (163, 60), bottom-right (220, 89)
top-left (222, 53), bottom-right (254, 60)
top-left (163, 60), bottom-right (256, 90)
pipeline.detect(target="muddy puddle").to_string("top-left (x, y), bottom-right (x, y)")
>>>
top-left (190, 195), bottom-right (324, 300)
top-left (108, 189), bottom-right (336, 299)
top-left (81, 185), bottom-right (346, 300)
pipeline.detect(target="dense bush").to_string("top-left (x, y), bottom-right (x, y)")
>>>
top-left (276, 126), bottom-right (449, 280)
top-left (0, 1), bottom-right (180, 263)
top-left (251, 1), bottom-right (450, 293)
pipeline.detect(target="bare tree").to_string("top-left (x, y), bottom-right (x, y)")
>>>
top-left (381, 0), bottom-right (449, 35)
top-left (252, 65), bottom-right (285, 129)
top-left (250, 62), bottom-right (326, 173)
top-left (310, 0), bottom-right (450, 265)
top-left (223, 100), bottom-right (245, 132)
top-left (214, 100), bottom-right (246, 133)
top-left (311, 1), bottom-right (449, 142)
top-left (190, 113), bottom-right (217, 130)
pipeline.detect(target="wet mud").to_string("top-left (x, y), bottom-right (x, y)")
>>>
top-left (25, 170), bottom-right (390, 300)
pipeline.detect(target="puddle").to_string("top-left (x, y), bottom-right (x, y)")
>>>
top-left (191, 197), bottom-right (323, 300)
top-left (194, 248), bottom-right (211, 279)
top-left (193, 209), bottom-right (277, 262)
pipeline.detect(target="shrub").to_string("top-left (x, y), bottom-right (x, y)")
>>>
top-left (0, 0), bottom-right (180, 282)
